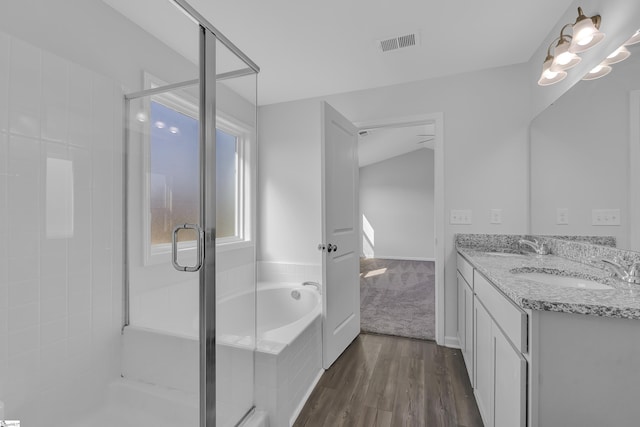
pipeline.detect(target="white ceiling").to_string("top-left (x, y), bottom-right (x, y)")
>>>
top-left (358, 124), bottom-right (434, 168)
top-left (104, 0), bottom-right (575, 106)
top-left (186, 0), bottom-right (576, 105)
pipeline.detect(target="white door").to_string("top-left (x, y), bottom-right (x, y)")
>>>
top-left (321, 102), bottom-right (360, 369)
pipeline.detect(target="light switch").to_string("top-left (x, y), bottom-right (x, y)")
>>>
top-left (557, 208), bottom-right (569, 225)
top-left (490, 209), bottom-right (502, 224)
top-left (592, 209), bottom-right (620, 226)
top-left (450, 209), bottom-right (472, 225)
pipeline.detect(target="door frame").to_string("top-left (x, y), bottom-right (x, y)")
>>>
top-left (354, 112), bottom-right (445, 345)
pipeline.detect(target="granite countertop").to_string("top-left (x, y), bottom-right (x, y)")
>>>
top-left (458, 248), bottom-right (640, 320)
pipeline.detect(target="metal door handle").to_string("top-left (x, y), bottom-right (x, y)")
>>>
top-left (172, 223), bottom-right (204, 272)
top-left (327, 244), bottom-right (338, 253)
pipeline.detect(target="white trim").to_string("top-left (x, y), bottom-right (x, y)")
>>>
top-left (444, 335), bottom-right (461, 349)
top-left (362, 255), bottom-right (435, 262)
top-left (630, 90), bottom-right (640, 251)
top-left (355, 112), bottom-right (445, 346)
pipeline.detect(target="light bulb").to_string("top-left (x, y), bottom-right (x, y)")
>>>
top-left (582, 63), bottom-right (612, 81)
top-left (604, 46), bottom-right (630, 65)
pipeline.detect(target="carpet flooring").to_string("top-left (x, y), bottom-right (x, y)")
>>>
top-left (360, 258), bottom-right (435, 341)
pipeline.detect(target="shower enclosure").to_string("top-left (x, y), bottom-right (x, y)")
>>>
top-left (0, 0), bottom-right (259, 426)
top-left (123, 2), bottom-right (259, 426)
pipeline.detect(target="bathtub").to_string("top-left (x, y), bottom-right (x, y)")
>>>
top-left (122, 281), bottom-right (323, 427)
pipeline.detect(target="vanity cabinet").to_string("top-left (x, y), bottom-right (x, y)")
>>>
top-left (456, 256), bottom-right (474, 386)
top-left (473, 271), bottom-right (527, 427)
top-left (457, 252), bottom-right (527, 427)
top-left (474, 296), bottom-right (527, 427)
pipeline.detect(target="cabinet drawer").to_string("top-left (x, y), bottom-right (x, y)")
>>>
top-left (474, 271), bottom-right (527, 353)
top-left (457, 254), bottom-right (474, 287)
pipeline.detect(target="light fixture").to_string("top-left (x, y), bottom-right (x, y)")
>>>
top-left (551, 34), bottom-right (581, 71)
top-left (538, 51), bottom-right (568, 86)
top-left (569, 7), bottom-right (605, 53)
top-left (604, 46), bottom-right (630, 65)
top-left (538, 6), bottom-right (603, 86)
top-left (582, 63), bottom-right (612, 80)
top-left (625, 29), bottom-right (640, 46)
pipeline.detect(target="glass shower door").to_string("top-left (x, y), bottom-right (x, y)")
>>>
top-left (124, 19), bottom-right (259, 427)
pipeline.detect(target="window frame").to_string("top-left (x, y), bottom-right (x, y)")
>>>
top-left (141, 73), bottom-right (252, 267)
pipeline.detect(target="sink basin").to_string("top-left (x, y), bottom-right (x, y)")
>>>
top-left (483, 249), bottom-right (526, 257)
top-left (513, 271), bottom-right (612, 290)
top-left (485, 252), bottom-right (525, 257)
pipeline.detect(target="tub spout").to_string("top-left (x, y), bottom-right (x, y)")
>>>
top-left (303, 281), bottom-right (321, 294)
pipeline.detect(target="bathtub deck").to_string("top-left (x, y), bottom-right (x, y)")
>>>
top-left (292, 333), bottom-right (483, 427)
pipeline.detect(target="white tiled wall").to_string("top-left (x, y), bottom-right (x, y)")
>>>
top-left (255, 315), bottom-right (322, 427)
top-left (0, 32), bottom-right (123, 425)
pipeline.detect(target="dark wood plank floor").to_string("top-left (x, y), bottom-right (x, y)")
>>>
top-left (293, 333), bottom-right (483, 427)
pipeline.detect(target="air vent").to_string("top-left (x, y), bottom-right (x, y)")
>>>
top-left (378, 32), bottom-right (419, 52)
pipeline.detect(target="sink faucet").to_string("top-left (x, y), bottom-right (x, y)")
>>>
top-left (518, 238), bottom-right (550, 255)
top-left (601, 259), bottom-right (640, 284)
top-left (303, 281), bottom-right (321, 294)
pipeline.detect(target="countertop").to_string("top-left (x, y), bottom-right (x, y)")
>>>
top-left (457, 248), bottom-right (640, 320)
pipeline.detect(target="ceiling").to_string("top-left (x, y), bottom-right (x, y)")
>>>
top-left (358, 124), bottom-right (434, 167)
top-left (186, 0), bottom-right (575, 105)
top-left (103, 0), bottom-right (575, 106)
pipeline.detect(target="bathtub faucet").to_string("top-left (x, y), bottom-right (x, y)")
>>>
top-left (303, 281), bottom-right (321, 294)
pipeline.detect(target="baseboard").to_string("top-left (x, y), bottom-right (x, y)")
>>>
top-left (289, 369), bottom-right (324, 427)
top-left (443, 335), bottom-right (461, 349)
top-left (362, 255), bottom-right (436, 262)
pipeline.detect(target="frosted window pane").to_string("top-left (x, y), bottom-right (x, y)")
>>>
top-left (149, 101), bottom-right (238, 245)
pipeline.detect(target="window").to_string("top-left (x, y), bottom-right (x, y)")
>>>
top-left (142, 82), bottom-right (250, 264)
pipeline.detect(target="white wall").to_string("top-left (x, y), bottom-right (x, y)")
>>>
top-left (530, 53), bottom-right (640, 248)
top-left (258, 63), bottom-right (531, 342)
top-left (257, 99), bottom-right (322, 266)
top-left (359, 148), bottom-right (435, 260)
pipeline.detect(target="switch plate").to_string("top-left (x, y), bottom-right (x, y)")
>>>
top-left (557, 208), bottom-right (569, 225)
top-left (450, 209), bottom-right (472, 225)
top-left (592, 209), bottom-right (620, 226)
top-left (490, 209), bottom-right (502, 224)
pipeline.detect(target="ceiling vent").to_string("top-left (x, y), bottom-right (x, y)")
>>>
top-left (377, 33), bottom-right (419, 52)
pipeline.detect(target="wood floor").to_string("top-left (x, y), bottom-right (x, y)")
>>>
top-left (293, 333), bottom-right (483, 427)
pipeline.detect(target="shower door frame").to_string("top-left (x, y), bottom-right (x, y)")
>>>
top-left (122, 2), bottom-right (259, 426)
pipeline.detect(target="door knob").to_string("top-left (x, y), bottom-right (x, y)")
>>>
top-left (327, 244), bottom-right (338, 253)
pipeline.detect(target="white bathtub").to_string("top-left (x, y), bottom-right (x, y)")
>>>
top-left (123, 281), bottom-right (323, 427)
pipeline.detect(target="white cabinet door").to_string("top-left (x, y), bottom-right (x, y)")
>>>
top-left (494, 326), bottom-right (527, 427)
top-left (474, 297), bottom-right (493, 427)
top-left (464, 280), bottom-right (474, 386)
top-left (457, 272), bottom-right (466, 353)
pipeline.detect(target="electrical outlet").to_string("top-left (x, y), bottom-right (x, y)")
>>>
top-left (450, 209), bottom-right (472, 225)
top-left (557, 208), bottom-right (569, 225)
top-left (490, 209), bottom-right (502, 224)
top-left (592, 209), bottom-right (621, 226)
